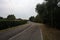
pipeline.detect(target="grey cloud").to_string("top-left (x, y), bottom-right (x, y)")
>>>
top-left (0, 0), bottom-right (44, 19)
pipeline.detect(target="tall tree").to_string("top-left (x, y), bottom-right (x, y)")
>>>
top-left (29, 16), bottom-right (35, 22)
top-left (34, 15), bottom-right (43, 23)
top-left (7, 15), bottom-right (16, 20)
top-left (0, 17), bottom-right (3, 19)
top-left (35, 0), bottom-right (60, 29)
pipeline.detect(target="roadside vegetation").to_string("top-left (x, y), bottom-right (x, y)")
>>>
top-left (0, 15), bottom-right (27, 30)
top-left (38, 24), bottom-right (60, 40)
top-left (29, 0), bottom-right (60, 29)
top-left (29, 0), bottom-right (60, 40)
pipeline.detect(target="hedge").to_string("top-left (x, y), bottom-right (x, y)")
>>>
top-left (0, 20), bottom-right (27, 30)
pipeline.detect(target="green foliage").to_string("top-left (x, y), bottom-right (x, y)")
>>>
top-left (36, 3), bottom-right (47, 23)
top-left (7, 15), bottom-right (16, 20)
top-left (0, 17), bottom-right (3, 21)
top-left (35, 0), bottom-right (60, 29)
top-left (34, 15), bottom-right (43, 23)
top-left (29, 16), bottom-right (35, 22)
top-left (0, 20), bottom-right (27, 30)
top-left (0, 17), bottom-right (3, 19)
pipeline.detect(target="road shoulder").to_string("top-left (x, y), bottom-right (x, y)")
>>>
top-left (38, 23), bottom-right (60, 40)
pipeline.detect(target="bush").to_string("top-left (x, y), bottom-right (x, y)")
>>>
top-left (0, 20), bottom-right (27, 30)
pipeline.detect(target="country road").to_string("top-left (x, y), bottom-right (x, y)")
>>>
top-left (0, 22), bottom-right (43, 40)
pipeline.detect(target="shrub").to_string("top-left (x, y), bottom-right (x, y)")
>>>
top-left (0, 20), bottom-right (27, 30)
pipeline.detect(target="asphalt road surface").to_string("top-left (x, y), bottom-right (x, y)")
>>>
top-left (0, 22), bottom-right (43, 40)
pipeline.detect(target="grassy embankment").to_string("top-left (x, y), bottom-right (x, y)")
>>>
top-left (39, 24), bottom-right (60, 40)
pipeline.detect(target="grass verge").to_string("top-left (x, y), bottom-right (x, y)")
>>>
top-left (39, 24), bottom-right (60, 40)
top-left (0, 23), bottom-right (30, 32)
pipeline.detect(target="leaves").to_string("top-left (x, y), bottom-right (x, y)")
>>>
top-left (35, 0), bottom-right (60, 29)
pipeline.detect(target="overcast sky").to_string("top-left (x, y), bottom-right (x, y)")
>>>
top-left (0, 0), bottom-right (44, 19)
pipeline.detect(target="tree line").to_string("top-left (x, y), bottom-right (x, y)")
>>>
top-left (0, 14), bottom-right (16, 20)
top-left (29, 0), bottom-right (60, 29)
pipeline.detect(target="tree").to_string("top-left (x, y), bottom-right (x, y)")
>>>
top-left (29, 16), bottom-right (35, 22)
top-left (44, 0), bottom-right (60, 28)
top-left (35, 0), bottom-right (60, 29)
top-left (34, 15), bottom-right (43, 23)
top-left (36, 3), bottom-right (47, 23)
top-left (0, 17), bottom-right (3, 19)
top-left (7, 15), bottom-right (16, 20)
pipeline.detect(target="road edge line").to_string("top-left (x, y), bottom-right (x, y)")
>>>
top-left (40, 29), bottom-right (43, 40)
